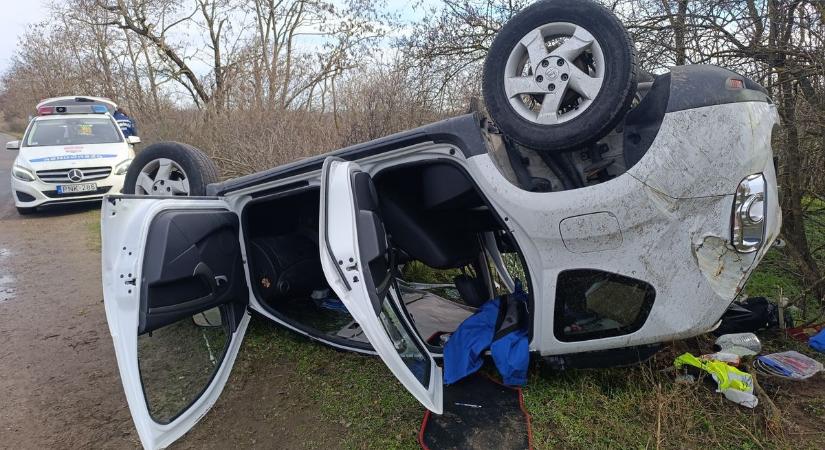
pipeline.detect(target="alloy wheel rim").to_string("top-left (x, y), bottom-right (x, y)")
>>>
top-left (135, 158), bottom-right (191, 196)
top-left (503, 22), bottom-right (606, 125)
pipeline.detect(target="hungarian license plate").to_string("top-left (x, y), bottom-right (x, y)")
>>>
top-left (56, 183), bottom-right (98, 194)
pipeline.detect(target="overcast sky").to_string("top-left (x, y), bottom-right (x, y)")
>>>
top-left (0, 0), bottom-right (49, 74)
top-left (0, 0), bottom-right (430, 76)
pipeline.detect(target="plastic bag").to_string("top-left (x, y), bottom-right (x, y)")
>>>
top-left (714, 332), bottom-right (762, 356)
top-left (755, 351), bottom-right (823, 380)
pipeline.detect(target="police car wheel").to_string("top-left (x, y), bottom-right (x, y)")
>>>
top-left (482, 0), bottom-right (638, 152)
top-left (124, 142), bottom-right (219, 197)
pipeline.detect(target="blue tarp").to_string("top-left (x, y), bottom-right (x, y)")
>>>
top-left (810, 328), bottom-right (825, 353)
top-left (443, 286), bottom-right (529, 386)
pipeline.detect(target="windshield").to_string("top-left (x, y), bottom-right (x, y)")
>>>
top-left (25, 117), bottom-right (122, 147)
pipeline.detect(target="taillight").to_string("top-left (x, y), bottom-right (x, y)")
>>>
top-left (731, 174), bottom-right (766, 253)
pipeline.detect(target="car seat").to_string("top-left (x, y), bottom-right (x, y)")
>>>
top-left (248, 234), bottom-right (325, 302)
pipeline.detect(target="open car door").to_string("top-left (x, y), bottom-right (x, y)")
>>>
top-left (102, 197), bottom-right (249, 449)
top-left (319, 158), bottom-right (443, 414)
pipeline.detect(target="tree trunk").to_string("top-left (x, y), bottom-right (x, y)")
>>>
top-left (777, 70), bottom-right (825, 302)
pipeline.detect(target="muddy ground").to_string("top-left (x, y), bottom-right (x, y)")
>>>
top-left (0, 133), bottom-right (344, 449)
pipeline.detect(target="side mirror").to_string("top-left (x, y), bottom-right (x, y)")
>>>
top-left (6, 140), bottom-right (20, 150)
top-left (192, 308), bottom-right (223, 327)
top-left (127, 136), bottom-right (141, 145)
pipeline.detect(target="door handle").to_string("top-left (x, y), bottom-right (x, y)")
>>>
top-left (193, 262), bottom-right (218, 293)
top-left (148, 263), bottom-right (222, 319)
top-left (193, 262), bottom-right (229, 292)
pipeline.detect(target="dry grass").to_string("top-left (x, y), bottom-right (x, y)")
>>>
top-left (131, 69), bottom-right (458, 181)
top-left (524, 336), bottom-right (824, 450)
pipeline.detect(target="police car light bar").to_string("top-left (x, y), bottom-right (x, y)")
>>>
top-left (37, 105), bottom-right (108, 116)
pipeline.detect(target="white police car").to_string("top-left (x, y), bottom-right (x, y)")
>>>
top-left (6, 96), bottom-right (139, 214)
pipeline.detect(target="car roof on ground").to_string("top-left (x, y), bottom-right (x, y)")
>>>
top-left (207, 113), bottom-right (488, 196)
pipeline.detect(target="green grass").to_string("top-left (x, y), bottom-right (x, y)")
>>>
top-left (401, 260), bottom-right (462, 284)
top-left (238, 318), bottom-right (825, 450)
top-left (745, 197), bottom-right (825, 323)
top-left (242, 320), bottom-right (421, 449)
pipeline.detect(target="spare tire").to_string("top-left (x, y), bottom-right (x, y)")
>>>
top-left (482, 0), bottom-right (638, 152)
top-left (123, 141), bottom-right (219, 196)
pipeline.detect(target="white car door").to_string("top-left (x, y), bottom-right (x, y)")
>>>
top-left (102, 197), bottom-right (250, 449)
top-left (319, 158), bottom-right (443, 414)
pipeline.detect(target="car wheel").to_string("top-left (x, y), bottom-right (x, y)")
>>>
top-left (124, 142), bottom-right (219, 196)
top-left (482, 0), bottom-right (638, 152)
top-left (16, 206), bottom-right (36, 215)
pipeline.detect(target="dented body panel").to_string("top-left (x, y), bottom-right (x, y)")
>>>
top-left (627, 102), bottom-right (779, 199)
top-left (464, 100), bottom-right (780, 355)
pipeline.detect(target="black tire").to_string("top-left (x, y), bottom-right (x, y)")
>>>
top-left (16, 206), bottom-right (36, 215)
top-left (482, 0), bottom-right (638, 152)
top-left (123, 141), bottom-right (220, 196)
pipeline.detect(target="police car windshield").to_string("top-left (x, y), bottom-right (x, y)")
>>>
top-left (25, 117), bottom-right (122, 147)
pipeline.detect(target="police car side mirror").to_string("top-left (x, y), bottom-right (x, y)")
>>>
top-left (6, 140), bottom-right (20, 150)
top-left (126, 136), bottom-right (141, 145)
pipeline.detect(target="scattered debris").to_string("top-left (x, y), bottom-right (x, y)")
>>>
top-left (674, 353), bottom-right (758, 408)
top-left (751, 351), bottom-right (823, 380)
top-left (699, 352), bottom-right (741, 366)
top-left (787, 322), bottom-right (825, 342)
top-left (810, 329), bottom-right (825, 353)
top-left (714, 297), bottom-right (787, 335)
top-left (714, 332), bottom-right (762, 357)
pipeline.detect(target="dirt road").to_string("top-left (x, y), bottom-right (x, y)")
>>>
top-left (0, 133), bottom-right (345, 449)
top-left (0, 133), bottom-right (138, 448)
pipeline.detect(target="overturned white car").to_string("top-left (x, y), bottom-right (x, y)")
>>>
top-left (100, 1), bottom-right (780, 448)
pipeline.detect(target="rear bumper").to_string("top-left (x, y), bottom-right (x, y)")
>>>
top-left (11, 174), bottom-right (126, 209)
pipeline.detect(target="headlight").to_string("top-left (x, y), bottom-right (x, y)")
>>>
top-left (731, 173), bottom-right (766, 253)
top-left (114, 159), bottom-right (132, 175)
top-left (12, 165), bottom-right (36, 182)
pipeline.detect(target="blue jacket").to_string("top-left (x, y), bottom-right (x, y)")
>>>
top-left (113, 111), bottom-right (137, 137)
top-left (443, 285), bottom-right (529, 386)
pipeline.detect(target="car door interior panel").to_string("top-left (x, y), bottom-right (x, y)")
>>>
top-left (140, 209), bottom-right (248, 334)
top-left (318, 158), bottom-right (444, 413)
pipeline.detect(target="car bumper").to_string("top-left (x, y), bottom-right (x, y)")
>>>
top-left (11, 174), bottom-right (126, 209)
